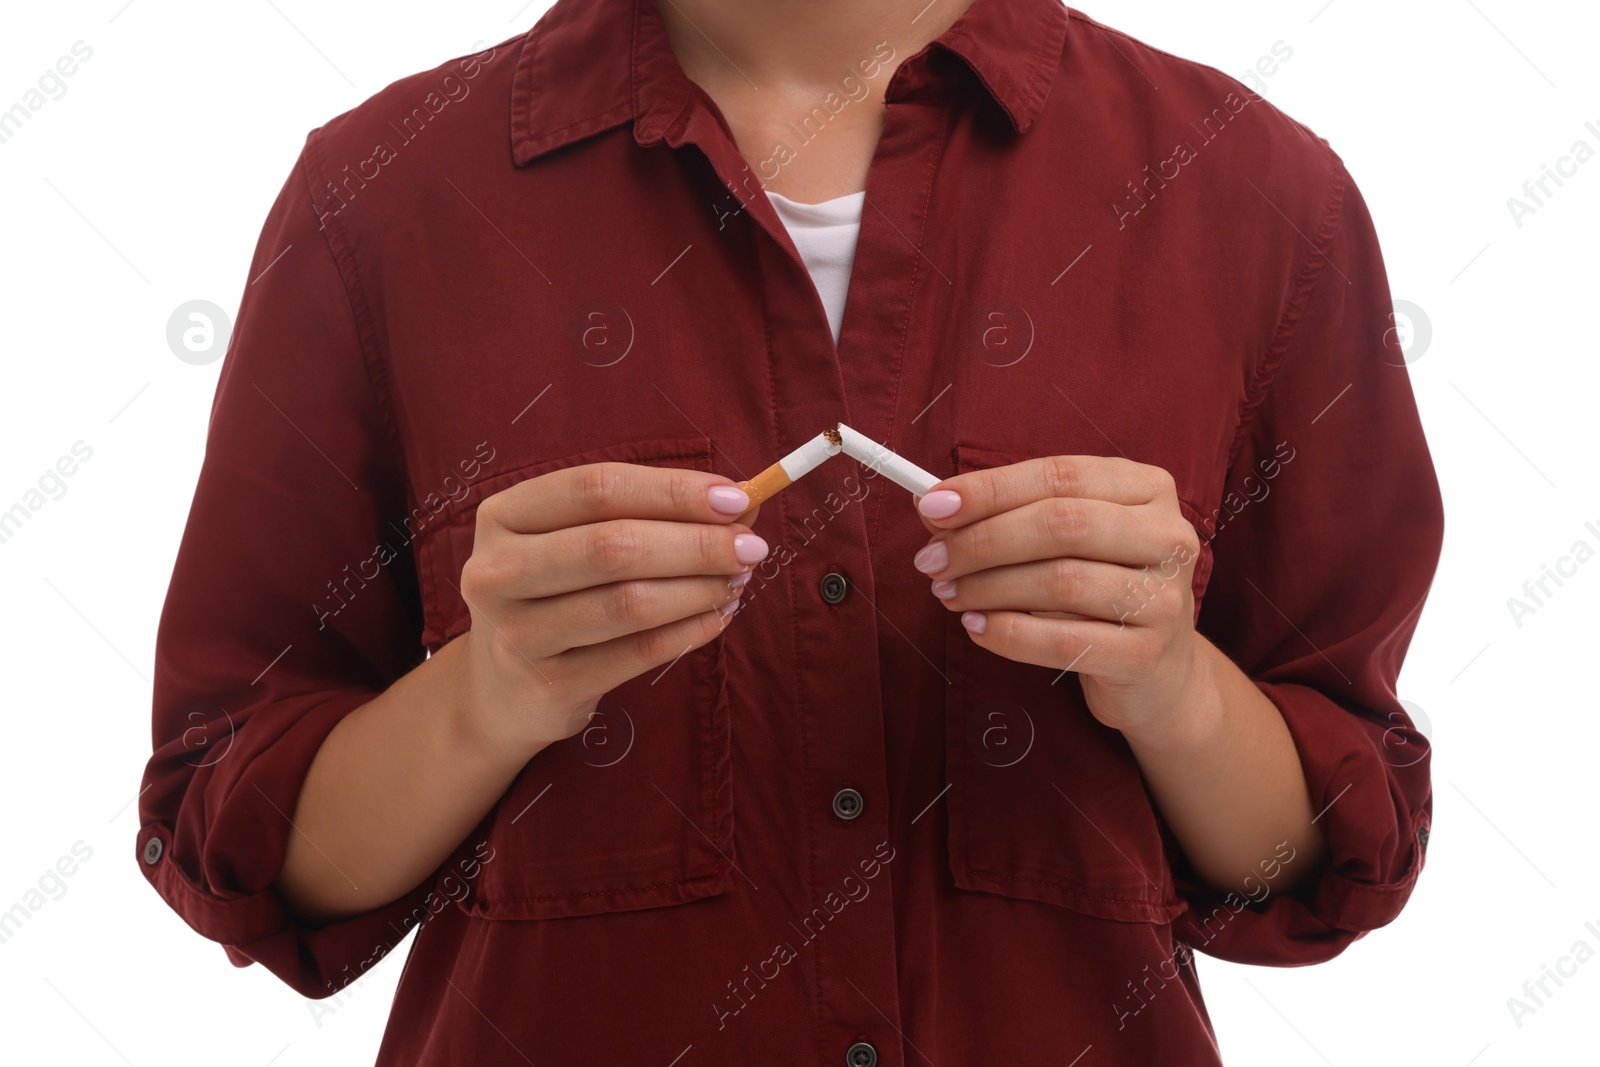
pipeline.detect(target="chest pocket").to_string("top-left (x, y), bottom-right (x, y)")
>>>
top-left (942, 444), bottom-right (1215, 924)
top-left (412, 436), bottom-right (736, 920)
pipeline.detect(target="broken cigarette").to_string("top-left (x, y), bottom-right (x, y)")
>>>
top-left (834, 423), bottom-right (941, 497)
top-left (738, 429), bottom-right (845, 508)
top-left (738, 423), bottom-right (941, 507)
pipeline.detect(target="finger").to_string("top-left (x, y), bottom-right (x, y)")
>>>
top-left (557, 600), bottom-right (742, 696)
top-left (929, 558), bottom-right (1185, 623)
top-left (731, 501), bottom-right (764, 528)
top-left (520, 574), bottom-right (748, 653)
top-left (914, 498), bottom-right (1192, 579)
top-left (956, 609), bottom-right (1132, 674)
top-left (476, 519), bottom-right (769, 600)
top-left (481, 463), bottom-right (753, 534)
top-left (915, 456), bottom-right (1175, 529)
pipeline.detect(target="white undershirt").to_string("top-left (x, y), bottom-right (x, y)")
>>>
top-left (766, 189), bottom-right (866, 346)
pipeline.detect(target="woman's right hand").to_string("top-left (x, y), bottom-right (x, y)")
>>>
top-left (453, 462), bottom-right (767, 760)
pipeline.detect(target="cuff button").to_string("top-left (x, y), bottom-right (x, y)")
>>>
top-left (142, 837), bottom-right (164, 865)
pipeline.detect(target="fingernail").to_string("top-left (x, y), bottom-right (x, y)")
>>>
top-left (918, 490), bottom-right (962, 519)
top-left (961, 611), bottom-right (987, 634)
top-left (734, 534), bottom-right (769, 564)
top-left (930, 579), bottom-right (957, 600)
top-left (708, 485), bottom-right (751, 515)
top-left (718, 597), bottom-right (743, 617)
top-left (730, 570), bottom-right (753, 589)
top-left (913, 541), bottom-right (949, 574)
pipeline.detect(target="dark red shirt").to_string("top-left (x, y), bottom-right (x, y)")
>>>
top-left (137, 1), bottom-right (1443, 1063)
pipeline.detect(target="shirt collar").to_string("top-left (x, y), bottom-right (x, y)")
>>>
top-left (510, 0), bottom-right (1071, 165)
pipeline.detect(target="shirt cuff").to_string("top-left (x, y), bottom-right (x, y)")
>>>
top-left (136, 691), bottom-right (440, 999)
top-left (1170, 679), bottom-right (1431, 966)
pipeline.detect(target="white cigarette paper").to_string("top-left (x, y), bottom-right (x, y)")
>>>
top-left (835, 423), bottom-right (941, 496)
top-left (777, 431), bottom-right (843, 481)
top-left (739, 430), bottom-right (845, 508)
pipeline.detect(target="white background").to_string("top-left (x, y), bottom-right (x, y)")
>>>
top-left (1, 1), bottom-right (1596, 1064)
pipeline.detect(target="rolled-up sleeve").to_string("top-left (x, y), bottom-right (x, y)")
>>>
top-left (136, 135), bottom-right (440, 998)
top-left (1176, 159), bottom-right (1444, 965)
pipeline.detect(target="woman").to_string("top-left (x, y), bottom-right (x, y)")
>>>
top-left (137, 0), bottom-right (1443, 1063)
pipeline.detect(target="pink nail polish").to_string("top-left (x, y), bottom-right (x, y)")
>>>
top-left (913, 541), bottom-right (949, 574)
top-left (718, 597), bottom-right (743, 617)
top-left (734, 534), bottom-right (769, 564)
top-left (960, 611), bottom-right (987, 634)
top-left (930, 579), bottom-right (957, 600)
top-left (708, 485), bottom-right (751, 515)
top-left (730, 570), bottom-right (754, 589)
top-left (918, 490), bottom-right (962, 519)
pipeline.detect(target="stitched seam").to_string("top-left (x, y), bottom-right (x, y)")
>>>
top-left (481, 870), bottom-right (731, 905)
top-left (751, 220), bottom-right (824, 1060)
top-left (423, 439), bottom-right (714, 528)
top-left (867, 96), bottom-right (953, 548)
top-left (299, 131), bottom-right (412, 498)
top-left (941, 0), bottom-right (1063, 127)
top-left (527, 104), bottom-right (635, 142)
top-left (1224, 160), bottom-right (1347, 472)
top-left (1068, 10), bottom-right (1252, 92)
top-left (630, 0), bottom-right (693, 144)
top-left (961, 865), bottom-right (1175, 907)
top-left (763, 244), bottom-right (826, 1064)
top-left (416, 440), bottom-right (714, 644)
top-left (508, 24), bottom-right (541, 154)
top-left (630, 0), bottom-right (645, 124)
top-left (1066, 10), bottom-right (1205, 70)
top-left (512, 19), bottom-right (637, 158)
top-left (298, 130), bottom-right (427, 630)
top-left (1021, 0), bottom-right (1071, 113)
top-left (940, 28), bottom-right (1023, 119)
top-left (1067, 9), bottom-right (1329, 149)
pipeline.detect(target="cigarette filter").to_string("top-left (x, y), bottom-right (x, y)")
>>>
top-left (738, 430), bottom-right (844, 508)
top-left (834, 423), bottom-right (941, 496)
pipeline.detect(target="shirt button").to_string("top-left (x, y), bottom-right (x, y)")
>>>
top-left (846, 1042), bottom-right (878, 1067)
top-left (142, 837), bottom-right (163, 865)
top-left (832, 787), bottom-right (865, 821)
top-left (819, 571), bottom-right (849, 605)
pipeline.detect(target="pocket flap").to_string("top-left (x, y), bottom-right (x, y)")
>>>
top-left (942, 443), bottom-right (1191, 924)
top-left (411, 436), bottom-right (737, 921)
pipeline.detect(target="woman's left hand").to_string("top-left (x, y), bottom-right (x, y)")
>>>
top-left (913, 455), bottom-right (1205, 739)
